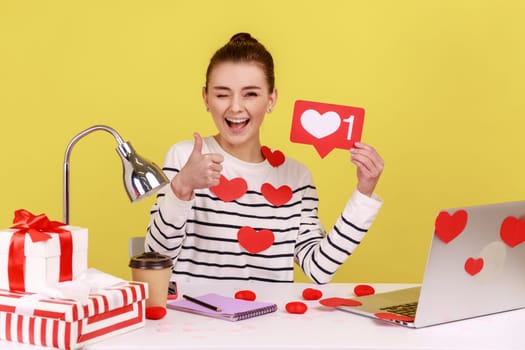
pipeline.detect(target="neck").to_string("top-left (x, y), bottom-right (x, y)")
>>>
top-left (214, 135), bottom-right (264, 163)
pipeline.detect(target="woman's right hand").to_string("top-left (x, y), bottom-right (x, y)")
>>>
top-left (171, 133), bottom-right (224, 200)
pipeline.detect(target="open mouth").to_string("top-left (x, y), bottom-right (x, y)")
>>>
top-left (226, 118), bottom-right (249, 130)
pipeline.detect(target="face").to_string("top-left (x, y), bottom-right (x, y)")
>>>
top-left (203, 61), bottom-right (277, 160)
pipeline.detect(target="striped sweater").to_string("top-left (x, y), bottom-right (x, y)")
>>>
top-left (145, 136), bottom-right (382, 284)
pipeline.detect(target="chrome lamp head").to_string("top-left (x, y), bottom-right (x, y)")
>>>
top-left (63, 125), bottom-right (169, 224)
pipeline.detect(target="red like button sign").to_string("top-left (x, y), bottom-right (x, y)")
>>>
top-left (290, 100), bottom-right (365, 158)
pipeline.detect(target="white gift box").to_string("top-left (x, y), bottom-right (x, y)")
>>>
top-left (0, 282), bottom-right (147, 349)
top-left (0, 226), bottom-right (88, 293)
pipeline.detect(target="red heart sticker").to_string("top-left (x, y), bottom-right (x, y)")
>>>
top-left (285, 301), bottom-right (308, 314)
top-left (500, 216), bottom-right (525, 248)
top-left (353, 284), bottom-right (375, 297)
top-left (261, 183), bottom-right (292, 207)
top-left (210, 175), bottom-right (248, 202)
top-left (319, 297), bottom-right (362, 307)
top-left (237, 226), bottom-right (275, 253)
top-left (464, 257), bottom-right (484, 276)
top-left (434, 210), bottom-right (468, 244)
top-left (234, 290), bottom-right (257, 301)
top-left (302, 288), bottom-right (323, 300)
top-left (261, 146), bottom-right (285, 167)
top-left (145, 306), bottom-right (167, 320)
top-left (374, 312), bottom-right (414, 322)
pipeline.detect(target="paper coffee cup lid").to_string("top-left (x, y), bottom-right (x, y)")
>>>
top-left (129, 251), bottom-right (173, 270)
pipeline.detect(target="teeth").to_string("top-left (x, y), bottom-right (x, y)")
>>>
top-left (226, 118), bottom-right (248, 124)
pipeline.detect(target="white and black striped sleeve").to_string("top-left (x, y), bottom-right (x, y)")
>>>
top-left (296, 187), bottom-right (382, 284)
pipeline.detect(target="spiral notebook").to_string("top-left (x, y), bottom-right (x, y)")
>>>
top-left (167, 293), bottom-right (277, 321)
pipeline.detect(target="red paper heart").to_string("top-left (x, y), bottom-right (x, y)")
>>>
top-left (434, 210), bottom-right (468, 244)
top-left (464, 257), bottom-right (484, 276)
top-left (285, 301), bottom-right (308, 314)
top-left (261, 146), bottom-right (285, 167)
top-left (353, 284), bottom-right (375, 297)
top-left (374, 312), bottom-right (414, 322)
top-left (319, 297), bottom-right (362, 307)
top-left (237, 226), bottom-right (275, 254)
top-left (234, 290), bottom-right (257, 301)
top-left (261, 183), bottom-right (292, 207)
top-left (145, 306), bottom-right (167, 320)
top-left (500, 216), bottom-right (525, 248)
top-left (302, 288), bottom-right (323, 300)
top-left (210, 175), bottom-right (248, 202)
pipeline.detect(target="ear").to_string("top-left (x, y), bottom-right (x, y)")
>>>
top-left (268, 88), bottom-right (278, 112)
top-left (202, 86), bottom-right (209, 110)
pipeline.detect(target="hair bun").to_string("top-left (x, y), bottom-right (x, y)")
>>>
top-left (230, 32), bottom-right (258, 44)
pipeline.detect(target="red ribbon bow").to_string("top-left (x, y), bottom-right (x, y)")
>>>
top-left (7, 209), bottom-right (73, 292)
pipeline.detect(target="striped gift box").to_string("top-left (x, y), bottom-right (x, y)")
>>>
top-left (0, 282), bottom-right (147, 349)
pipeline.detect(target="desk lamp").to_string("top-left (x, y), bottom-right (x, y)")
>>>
top-left (63, 125), bottom-right (169, 224)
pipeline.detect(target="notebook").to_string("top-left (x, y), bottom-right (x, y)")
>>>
top-left (337, 200), bottom-right (525, 328)
top-left (167, 293), bottom-right (277, 321)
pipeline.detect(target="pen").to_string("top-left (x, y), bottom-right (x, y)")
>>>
top-left (182, 294), bottom-right (222, 312)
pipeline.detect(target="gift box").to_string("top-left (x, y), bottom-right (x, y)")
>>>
top-left (0, 282), bottom-right (147, 349)
top-left (0, 209), bottom-right (88, 293)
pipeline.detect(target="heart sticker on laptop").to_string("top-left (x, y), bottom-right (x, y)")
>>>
top-left (374, 312), bottom-right (415, 322)
top-left (464, 257), bottom-right (484, 276)
top-left (499, 216), bottom-right (525, 248)
top-left (434, 210), bottom-right (468, 244)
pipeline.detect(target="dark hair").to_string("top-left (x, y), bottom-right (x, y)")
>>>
top-left (205, 32), bottom-right (275, 92)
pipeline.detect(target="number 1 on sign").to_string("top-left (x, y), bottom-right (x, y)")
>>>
top-left (343, 115), bottom-right (354, 140)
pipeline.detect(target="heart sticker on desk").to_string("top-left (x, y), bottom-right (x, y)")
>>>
top-left (465, 257), bottom-right (484, 276)
top-left (319, 297), bottom-right (362, 308)
top-left (261, 183), bottom-right (292, 207)
top-left (500, 216), bottom-right (525, 248)
top-left (261, 146), bottom-right (285, 167)
top-left (210, 175), bottom-right (248, 202)
top-left (237, 226), bottom-right (274, 254)
top-left (353, 284), bottom-right (375, 297)
top-left (434, 210), bottom-right (468, 244)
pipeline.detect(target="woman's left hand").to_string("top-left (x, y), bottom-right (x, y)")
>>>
top-left (350, 142), bottom-right (384, 197)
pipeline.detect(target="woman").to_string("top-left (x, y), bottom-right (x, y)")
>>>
top-left (145, 32), bottom-right (384, 284)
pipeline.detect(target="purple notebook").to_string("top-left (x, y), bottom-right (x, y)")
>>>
top-left (167, 293), bottom-right (277, 321)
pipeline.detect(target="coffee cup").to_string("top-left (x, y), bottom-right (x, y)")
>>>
top-left (129, 251), bottom-right (173, 308)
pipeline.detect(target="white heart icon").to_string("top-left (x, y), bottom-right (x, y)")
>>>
top-left (300, 109), bottom-right (341, 139)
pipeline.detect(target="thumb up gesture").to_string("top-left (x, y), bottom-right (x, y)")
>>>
top-left (171, 133), bottom-right (224, 200)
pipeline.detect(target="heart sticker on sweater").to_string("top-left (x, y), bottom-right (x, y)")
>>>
top-left (261, 146), bottom-right (285, 167)
top-left (465, 257), bottom-right (484, 276)
top-left (500, 216), bottom-right (525, 248)
top-left (261, 183), bottom-right (292, 207)
top-left (210, 175), bottom-right (248, 202)
top-left (434, 210), bottom-right (468, 244)
top-left (237, 226), bottom-right (275, 254)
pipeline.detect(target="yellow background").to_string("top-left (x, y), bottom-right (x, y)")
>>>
top-left (1, 1), bottom-right (524, 283)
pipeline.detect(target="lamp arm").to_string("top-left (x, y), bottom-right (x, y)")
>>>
top-left (63, 125), bottom-right (125, 224)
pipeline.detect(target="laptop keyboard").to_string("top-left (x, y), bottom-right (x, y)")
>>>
top-left (380, 302), bottom-right (418, 318)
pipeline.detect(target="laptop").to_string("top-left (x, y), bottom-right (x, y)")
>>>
top-left (337, 200), bottom-right (525, 328)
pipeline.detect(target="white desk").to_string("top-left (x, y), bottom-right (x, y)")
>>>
top-left (1, 282), bottom-right (522, 350)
